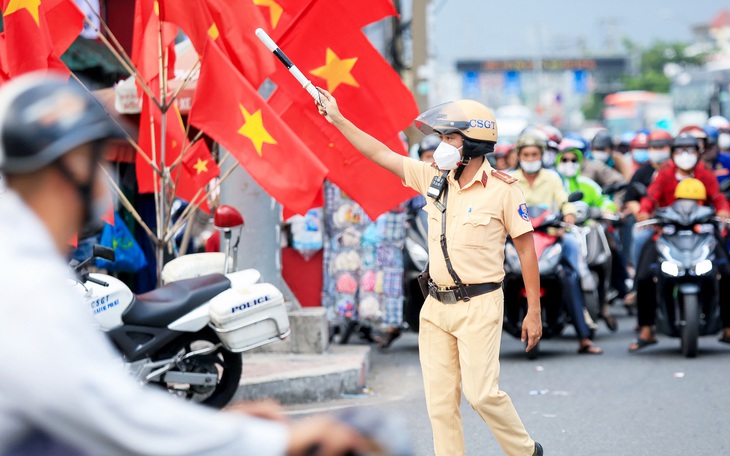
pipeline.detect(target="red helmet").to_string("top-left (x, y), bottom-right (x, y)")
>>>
top-left (538, 124), bottom-right (563, 144)
top-left (648, 129), bottom-right (672, 148)
top-left (629, 132), bottom-right (649, 150)
top-left (679, 125), bottom-right (707, 138)
top-left (494, 143), bottom-right (513, 157)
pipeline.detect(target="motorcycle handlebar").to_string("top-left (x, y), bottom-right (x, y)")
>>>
top-left (86, 276), bottom-right (109, 287)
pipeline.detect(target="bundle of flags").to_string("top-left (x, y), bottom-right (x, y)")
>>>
top-left (0, 0), bottom-right (420, 220)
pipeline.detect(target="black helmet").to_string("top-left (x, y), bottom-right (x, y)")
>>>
top-left (672, 132), bottom-right (699, 150)
top-left (0, 72), bottom-right (126, 174)
top-left (591, 130), bottom-right (613, 150)
top-left (418, 134), bottom-right (440, 157)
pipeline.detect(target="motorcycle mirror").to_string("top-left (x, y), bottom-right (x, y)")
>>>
top-left (93, 245), bottom-right (116, 262)
top-left (214, 205), bottom-right (244, 229)
top-left (602, 181), bottom-right (628, 195)
top-left (568, 191), bottom-right (584, 202)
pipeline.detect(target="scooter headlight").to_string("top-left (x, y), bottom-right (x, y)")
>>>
top-left (660, 261), bottom-right (683, 277)
top-left (405, 237), bottom-right (429, 271)
top-left (693, 259), bottom-right (713, 276)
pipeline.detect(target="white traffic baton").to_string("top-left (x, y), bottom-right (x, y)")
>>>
top-left (255, 28), bottom-right (323, 106)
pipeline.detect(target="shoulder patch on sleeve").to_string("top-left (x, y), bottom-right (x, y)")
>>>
top-left (491, 169), bottom-right (517, 184)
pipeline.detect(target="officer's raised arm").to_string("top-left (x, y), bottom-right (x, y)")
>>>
top-left (317, 87), bottom-right (405, 180)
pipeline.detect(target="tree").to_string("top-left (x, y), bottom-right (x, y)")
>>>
top-left (621, 39), bottom-right (707, 93)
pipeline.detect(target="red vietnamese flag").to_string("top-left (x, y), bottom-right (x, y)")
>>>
top-left (256, 0), bottom-right (398, 40)
top-left (182, 140), bottom-right (220, 189)
top-left (204, 0), bottom-right (275, 87)
top-left (264, 0), bottom-right (418, 217)
top-left (269, 0), bottom-right (417, 143)
top-left (45, 0), bottom-right (85, 56)
top-left (189, 40), bottom-right (327, 214)
top-left (158, 0), bottom-right (214, 56)
top-left (1, 0), bottom-right (84, 77)
top-left (268, 88), bottom-right (414, 218)
top-left (135, 94), bottom-right (202, 209)
top-left (131, 0), bottom-right (177, 85)
top-left (159, 0), bottom-right (274, 86)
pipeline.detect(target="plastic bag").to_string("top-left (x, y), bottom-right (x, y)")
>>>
top-left (96, 213), bottom-right (148, 272)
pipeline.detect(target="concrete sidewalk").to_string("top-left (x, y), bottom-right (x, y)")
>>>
top-left (233, 344), bottom-right (371, 405)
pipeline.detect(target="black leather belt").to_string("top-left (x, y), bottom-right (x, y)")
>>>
top-left (428, 280), bottom-right (502, 304)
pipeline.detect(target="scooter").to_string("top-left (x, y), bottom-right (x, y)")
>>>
top-left (635, 199), bottom-right (723, 357)
top-left (402, 203), bottom-right (429, 333)
top-left (503, 205), bottom-right (568, 359)
top-left (71, 207), bottom-right (290, 408)
top-left (570, 200), bottom-right (618, 330)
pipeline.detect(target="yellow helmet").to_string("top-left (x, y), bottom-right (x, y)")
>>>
top-left (413, 100), bottom-right (498, 159)
top-left (414, 99), bottom-right (497, 142)
top-left (674, 178), bottom-right (706, 201)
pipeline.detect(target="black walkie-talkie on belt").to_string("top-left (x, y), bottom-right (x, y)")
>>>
top-left (427, 171), bottom-right (449, 200)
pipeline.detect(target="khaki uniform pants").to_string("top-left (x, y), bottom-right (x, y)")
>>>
top-left (419, 288), bottom-right (534, 456)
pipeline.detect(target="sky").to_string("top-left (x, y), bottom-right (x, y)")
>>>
top-left (429, 0), bottom-right (730, 64)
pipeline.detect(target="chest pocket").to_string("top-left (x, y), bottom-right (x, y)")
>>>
top-left (461, 212), bottom-right (493, 248)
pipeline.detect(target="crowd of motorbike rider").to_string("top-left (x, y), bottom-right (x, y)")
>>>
top-left (413, 115), bottom-right (730, 353)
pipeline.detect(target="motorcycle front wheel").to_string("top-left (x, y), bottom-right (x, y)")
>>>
top-left (681, 294), bottom-right (699, 358)
top-left (154, 328), bottom-right (242, 409)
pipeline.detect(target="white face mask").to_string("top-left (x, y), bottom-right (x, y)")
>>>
top-left (648, 150), bottom-right (670, 164)
top-left (557, 162), bottom-right (580, 178)
top-left (592, 151), bottom-right (610, 163)
top-left (719, 133), bottom-right (730, 150)
top-left (433, 142), bottom-right (462, 170)
top-left (520, 160), bottom-right (542, 174)
top-left (542, 150), bottom-right (556, 168)
top-left (673, 151), bottom-right (698, 171)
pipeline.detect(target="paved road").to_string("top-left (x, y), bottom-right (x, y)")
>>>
top-left (285, 310), bottom-right (730, 455)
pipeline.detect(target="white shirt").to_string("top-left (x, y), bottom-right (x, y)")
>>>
top-left (0, 190), bottom-right (288, 455)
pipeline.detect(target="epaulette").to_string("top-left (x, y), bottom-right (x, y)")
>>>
top-left (491, 169), bottom-right (517, 184)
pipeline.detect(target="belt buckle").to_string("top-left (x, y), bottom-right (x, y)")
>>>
top-left (440, 290), bottom-right (457, 304)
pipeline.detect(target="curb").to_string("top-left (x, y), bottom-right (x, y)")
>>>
top-left (233, 345), bottom-right (371, 405)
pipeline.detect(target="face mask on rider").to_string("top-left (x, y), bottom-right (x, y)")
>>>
top-left (520, 159), bottom-right (542, 174)
top-left (632, 149), bottom-right (650, 164)
top-left (557, 161), bottom-right (580, 178)
top-left (673, 151), bottom-right (698, 171)
top-left (592, 151), bottom-right (610, 163)
top-left (648, 149), bottom-right (670, 164)
top-left (542, 150), bottom-right (556, 169)
top-left (433, 142), bottom-right (463, 170)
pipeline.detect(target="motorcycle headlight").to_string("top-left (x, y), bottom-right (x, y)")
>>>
top-left (505, 242), bottom-right (521, 273)
top-left (538, 243), bottom-right (562, 273)
top-left (693, 259), bottom-right (713, 276)
top-left (660, 261), bottom-right (683, 277)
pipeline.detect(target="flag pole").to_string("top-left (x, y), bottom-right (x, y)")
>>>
top-left (155, 10), bottom-right (169, 286)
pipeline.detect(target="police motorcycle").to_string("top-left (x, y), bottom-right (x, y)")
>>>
top-left (70, 206), bottom-right (290, 408)
top-left (634, 199), bottom-right (724, 357)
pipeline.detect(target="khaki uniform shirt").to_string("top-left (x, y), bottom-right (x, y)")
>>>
top-left (403, 156), bottom-right (533, 286)
top-left (512, 168), bottom-right (576, 216)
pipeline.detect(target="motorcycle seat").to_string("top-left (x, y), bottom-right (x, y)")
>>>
top-left (123, 274), bottom-right (231, 327)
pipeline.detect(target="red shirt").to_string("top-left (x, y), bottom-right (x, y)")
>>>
top-left (639, 161), bottom-right (730, 214)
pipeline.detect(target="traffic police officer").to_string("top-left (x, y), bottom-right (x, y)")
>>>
top-left (317, 88), bottom-right (544, 456)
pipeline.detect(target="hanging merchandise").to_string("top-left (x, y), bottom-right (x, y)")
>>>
top-left (287, 208), bottom-right (324, 260)
top-left (322, 181), bottom-right (406, 337)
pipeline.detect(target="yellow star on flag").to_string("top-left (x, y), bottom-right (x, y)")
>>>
top-left (3, 0), bottom-right (42, 26)
top-left (310, 48), bottom-right (359, 94)
top-left (237, 105), bottom-right (277, 156)
top-left (253, 0), bottom-right (283, 29)
top-left (193, 158), bottom-right (209, 174)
